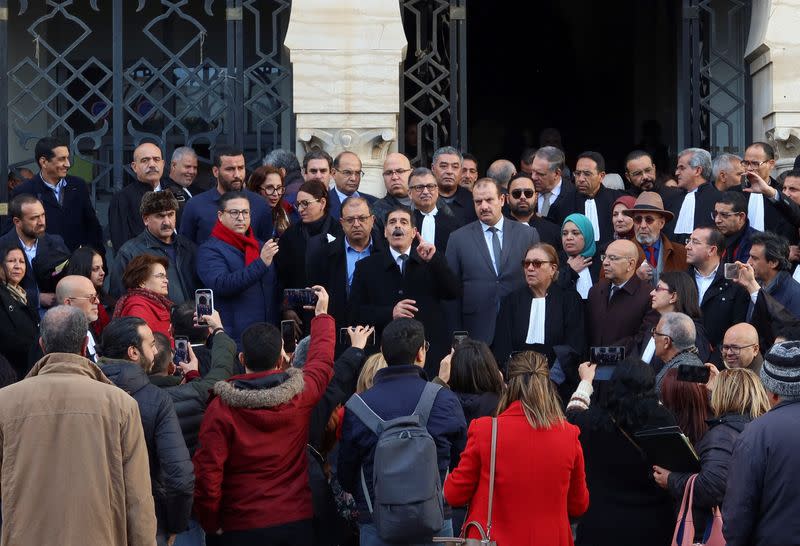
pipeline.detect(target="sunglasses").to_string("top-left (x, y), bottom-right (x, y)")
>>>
top-left (511, 189), bottom-right (535, 199)
top-left (521, 259), bottom-right (553, 268)
top-left (633, 215), bottom-right (658, 225)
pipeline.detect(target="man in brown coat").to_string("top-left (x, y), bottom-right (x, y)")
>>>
top-left (0, 305), bottom-right (156, 545)
top-left (587, 239), bottom-right (661, 357)
top-left (623, 191), bottom-right (687, 285)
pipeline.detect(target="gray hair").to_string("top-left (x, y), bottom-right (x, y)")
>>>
top-left (486, 160), bottom-right (517, 186)
top-left (292, 336), bottom-right (311, 368)
top-left (534, 146), bottom-right (565, 173)
top-left (711, 153), bottom-right (741, 180)
top-left (432, 146), bottom-right (463, 165)
top-left (661, 312), bottom-right (696, 352)
top-left (263, 148), bottom-right (301, 173)
top-left (40, 305), bottom-right (89, 355)
top-left (409, 166), bottom-right (435, 185)
top-left (171, 146), bottom-right (197, 163)
top-left (680, 148), bottom-right (712, 182)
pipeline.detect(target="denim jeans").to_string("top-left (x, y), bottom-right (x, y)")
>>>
top-left (174, 519), bottom-right (206, 546)
top-left (359, 519), bottom-right (453, 546)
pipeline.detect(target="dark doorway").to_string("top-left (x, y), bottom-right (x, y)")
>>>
top-left (466, 0), bottom-right (680, 175)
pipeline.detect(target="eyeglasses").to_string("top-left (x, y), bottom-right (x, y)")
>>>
top-left (600, 254), bottom-right (632, 262)
top-left (712, 210), bottom-right (741, 219)
top-left (383, 168), bottom-right (411, 177)
top-left (521, 259), bottom-right (553, 269)
top-left (409, 183), bottom-right (437, 193)
top-left (296, 199), bottom-right (320, 210)
top-left (70, 294), bottom-right (100, 303)
top-left (741, 160), bottom-right (767, 169)
top-left (511, 189), bottom-right (535, 199)
top-left (628, 166), bottom-right (655, 177)
top-left (151, 272), bottom-right (168, 279)
top-left (260, 185), bottom-right (284, 196)
top-left (336, 169), bottom-right (364, 178)
top-left (652, 285), bottom-right (673, 293)
top-left (651, 327), bottom-right (672, 341)
top-left (223, 209), bottom-right (250, 219)
top-left (633, 215), bottom-right (658, 225)
top-left (721, 343), bottom-right (756, 355)
top-left (341, 215), bottom-right (372, 226)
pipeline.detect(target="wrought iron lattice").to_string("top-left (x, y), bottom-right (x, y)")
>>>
top-left (400, 0), bottom-right (467, 167)
top-left (1, 0), bottom-right (292, 205)
top-left (679, 0), bottom-right (751, 156)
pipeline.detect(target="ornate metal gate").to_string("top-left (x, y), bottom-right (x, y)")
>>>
top-left (0, 0), bottom-right (292, 206)
top-left (679, 0), bottom-right (752, 156)
top-left (400, 0), bottom-right (467, 167)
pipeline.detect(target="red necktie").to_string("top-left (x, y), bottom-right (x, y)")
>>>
top-left (645, 246), bottom-right (657, 268)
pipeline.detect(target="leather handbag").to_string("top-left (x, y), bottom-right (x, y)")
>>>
top-left (671, 474), bottom-right (725, 546)
top-left (433, 417), bottom-right (498, 546)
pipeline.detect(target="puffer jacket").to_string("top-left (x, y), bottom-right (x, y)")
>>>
top-left (101, 358), bottom-right (195, 534)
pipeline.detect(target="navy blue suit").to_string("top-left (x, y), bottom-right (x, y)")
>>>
top-left (179, 188), bottom-right (273, 246)
top-left (327, 188), bottom-right (377, 219)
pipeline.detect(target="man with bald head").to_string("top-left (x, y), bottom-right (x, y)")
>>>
top-left (110, 141), bottom-right (167, 250)
top-left (486, 159), bottom-right (516, 191)
top-left (721, 323), bottom-right (762, 373)
top-left (373, 152), bottom-right (414, 232)
top-left (56, 275), bottom-right (101, 362)
top-left (587, 238), bottom-right (660, 355)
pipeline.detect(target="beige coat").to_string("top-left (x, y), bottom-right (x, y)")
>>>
top-left (0, 353), bottom-right (157, 546)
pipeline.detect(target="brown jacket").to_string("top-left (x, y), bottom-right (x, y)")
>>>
top-left (0, 353), bottom-right (156, 546)
top-left (600, 233), bottom-right (686, 282)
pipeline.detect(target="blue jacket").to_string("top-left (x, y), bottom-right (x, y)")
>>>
top-left (766, 270), bottom-right (800, 320)
top-left (179, 187), bottom-right (273, 245)
top-left (723, 399), bottom-right (800, 546)
top-left (338, 364), bottom-right (467, 523)
top-left (327, 188), bottom-right (377, 219)
top-left (197, 234), bottom-right (277, 344)
top-left (100, 358), bottom-right (194, 534)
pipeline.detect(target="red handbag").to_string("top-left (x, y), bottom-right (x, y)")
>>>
top-left (671, 474), bottom-right (725, 546)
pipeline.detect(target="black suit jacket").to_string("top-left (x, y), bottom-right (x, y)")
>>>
top-left (8, 174), bottom-right (103, 252)
top-left (109, 179), bottom-right (154, 250)
top-left (412, 209), bottom-right (460, 254)
top-left (696, 265), bottom-right (750, 349)
top-left (576, 185), bottom-right (624, 248)
top-left (761, 177), bottom-right (798, 244)
top-left (544, 181), bottom-right (578, 227)
top-left (443, 185), bottom-right (478, 228)
top-left (663, 182), bottom-right (721, 242)
top-left (327, 189), bottom-right (377, 219)
top-left (348, 246), bottom-right (461, 377)
top-left (0, 229), bottom-right (70, 309)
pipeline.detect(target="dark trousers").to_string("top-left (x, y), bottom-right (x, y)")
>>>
top-left (220, 519), bottom-right (313, 546)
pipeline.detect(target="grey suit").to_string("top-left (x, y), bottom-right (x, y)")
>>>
top-left (445, 218), bottom-right (540, 344)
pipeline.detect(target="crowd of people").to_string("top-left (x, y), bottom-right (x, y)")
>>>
top-left (1, 135), bottom-right (800, 545)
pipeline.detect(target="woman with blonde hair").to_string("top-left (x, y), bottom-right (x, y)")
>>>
top-left (653, 368), bottom-right (770, 538)
top-left (356, 353), bottom-right (387, 393)
top-left (444, 351), bottom-right (589, 545)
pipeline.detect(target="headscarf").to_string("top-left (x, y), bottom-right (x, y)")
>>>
top-left (612, 195), bottom-right (637, 240)
top-left (562, 213), bottom-right (596, 258)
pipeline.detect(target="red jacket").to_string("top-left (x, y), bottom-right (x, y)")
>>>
top-left (444, 401), bottom-right (589, 545)
top-left (115, 291), bottom-right (173, 344)
top-left (192, 314), bottom-right (335, 533)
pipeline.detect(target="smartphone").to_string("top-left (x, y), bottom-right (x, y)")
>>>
top-left (339, 327), bottom-right (376, 347)
top-left (724, 262), bottom-right (739, 280)
top-left (590, 346), bottom-right (626, 366)
top-left (741, 173), bottom-right (750, 188)
top-left (283, 288), bottom-right (318, 308)
top-left (452, 331), bottom-right (469, 350)
top-left (280, 320), bottom-right (297, 353)
top-left (173, 336), bottom-right (189, 366)
top-left (195, 289), bottom-right (214, 325)
top-left (677, 363), bottom-right (711, 383)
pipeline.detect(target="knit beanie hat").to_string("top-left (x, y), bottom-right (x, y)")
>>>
top-left (760, 341), bottom-right (800, 399)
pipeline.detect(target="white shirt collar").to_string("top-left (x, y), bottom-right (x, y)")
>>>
top-left (480, 215), bottom-right (505, 232)
top-left (389, 246), bottom-right (412, 262)
top-left (421, 206), bottom-right (438, 217)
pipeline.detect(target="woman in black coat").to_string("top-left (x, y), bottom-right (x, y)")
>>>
top-left (557, 213), bottom-right (601, 299)
top-left (0, 245), bottom-right (40, 379)
top-left (493, 243), bottom-right (586, 373)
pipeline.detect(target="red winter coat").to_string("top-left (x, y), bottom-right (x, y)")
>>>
top-left (444, 401), bottom-right (589, 546)
top-left (114, 289), bottom-right (173, 345)
top-left (192, 314), bottom-right (335, 533)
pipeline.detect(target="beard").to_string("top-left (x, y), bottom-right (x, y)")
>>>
top-left (220, 178), bottom-right (244, 192)
top-left (636, 232), bottom-right (658, 245)
top-left (510, 202), bottom-right (531, 215)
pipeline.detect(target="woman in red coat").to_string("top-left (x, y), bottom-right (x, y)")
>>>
top-left (113, 254), bottom-right (173, 345)
top-left (444, 350), bottom-right (589, 546)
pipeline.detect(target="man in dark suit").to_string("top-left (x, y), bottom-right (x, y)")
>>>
top-left (529, 145), bottom-right (577, 227)
top-left (0, 194), bottom-right (70, 314)
top-left (432, 146), bottom-right (477, 227)
top-left (575, 151), bottom-right (623, 248)
top-left (408, 167), bottom-right (460, 254)
top-left (742, 141), bottom-right (797, 244)
top-left (446, 178), bottom-right (540, 344)
top-left (348, 206), bottom-right (460, 377)
top-left (9, 137), bottom-right (103, 252)
top-left (306, 196), bottom-right (385, 338)
top-left (505, 175), bottom-right (561, 249)
top-left (663, 148), bottom-right (720, 242)
top-left (586, 239), bottom-right (660, 356)
top-left (161, 146), bottom-right (208, 229)
top-left (327, 151), bottom-right (377, 219)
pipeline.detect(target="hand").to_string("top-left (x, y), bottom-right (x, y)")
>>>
top-left (732, 261), bottom-right (760, 293)
top-left (199, 309), bottom-right (223, 331)
top-left (177, 344), bottom-right (199, 374)
top-left (167, 534), bottom-right (177, 546)
top-left (39, 292), bottom-right (57, 307)
top-left (309, 285), bottom-right (329, 315)
top-left (392, 298), bottom-right (418, 319)
top-left (347, 325), bottom-right (375, 350)
top-left (636, 261), bottom-right (654, 281)
top-left (282, 309), bottom-right (303, 338)
top-left (790, 245), bottom-right (800, 263)
top-left (705, 362), bottom-right (720, 392)
top-left (567, 255), bottom-right (591, 273)
top-left (438, 349), bottom-right (454, 383)
top-left (260, 239), bottom-right (280, 266)
top-left (415, 232), bottom-right (436, 262)
top-left (742, 171), bottom-right (777, 198)
top-left (578, 361), bottom-right (596, 382)
top-left (652, 465), bottom-right (670, 489)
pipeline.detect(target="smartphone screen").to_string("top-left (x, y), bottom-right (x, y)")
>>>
top-left (281, 320), bottom-right (297, 353)
top-left (173, 337), bottom-right (189, 365)
top-left (195, 289), bottom-right (214, 325)
top-left (677, 363), bottom-right (711, 383)
top-left (724, 263), bottom-right (739, 280)
top-left (283, 288), bottom-right (318, 308)
top-left (452, 331), bottom-right (469, 350)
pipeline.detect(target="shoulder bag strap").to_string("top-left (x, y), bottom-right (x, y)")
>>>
top-left (487, 417), bottom-right (498, 538)
top-left (414, 381), bottom-right (443, 427)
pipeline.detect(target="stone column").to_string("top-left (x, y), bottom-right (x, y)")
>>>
top-left (284, 0), bottom-right (408, 197)
top-left (746, 0), bottom-right (800, 173)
